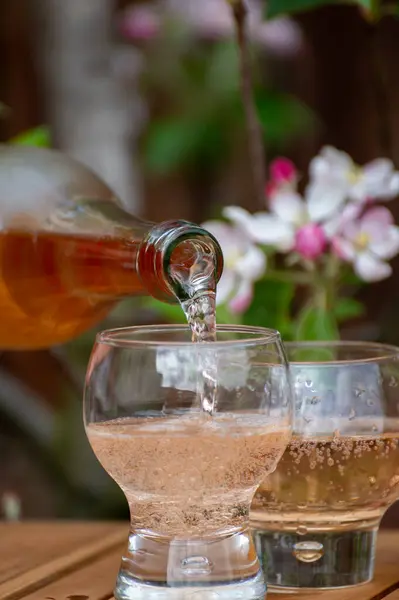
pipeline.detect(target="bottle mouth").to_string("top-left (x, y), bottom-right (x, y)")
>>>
top-left (137, 220), bottom-right (224, 304)
top-left (165, 233), bottom-right (222, 302)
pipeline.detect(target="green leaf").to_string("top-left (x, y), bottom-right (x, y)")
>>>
top-left (10, 125), bottom-right (51, 147)
top-left (242, 279), bottom-right (295, 339)
top-left (143, 298), bottom-right (186, 323)
top-left (264, 0), bottom-right (377, 18)
top-left (355, 0), bottom-right (374, 10)
top-left (288, 345), bottom-right (337, 362)
top-left (295, 303), bottom-right (339, 341)
top-left (255, 91), bottom-right (314, 145)
top-left (143, 117), bottom-right (224, 175)
top-left (265, 0), bottom-right (339, 18)
top-left (214, 304), bottom-right (241, 325)
top-left (333, 297), bottom-right (365, 323)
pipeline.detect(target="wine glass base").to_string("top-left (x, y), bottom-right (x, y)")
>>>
top-left (114, 530), bottom-right (266, 600)
top-left (253, 526), bottom-right (377, 589)
top-left (115, 570), bottom-right (266, 600)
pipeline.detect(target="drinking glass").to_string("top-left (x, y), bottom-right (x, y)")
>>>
top-left (84, 324), bottom-right (292, 600)
top-left (251, 341), bottom-right (399, 591)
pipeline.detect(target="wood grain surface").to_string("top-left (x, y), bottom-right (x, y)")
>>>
top-left (1, 523), bottom-right (398, 600)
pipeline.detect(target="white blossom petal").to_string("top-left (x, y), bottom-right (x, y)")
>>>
top-left (332, 237), bottom-right (356, 261)
top-left (250, 213), bottom-right (295, 250)
top-left (235, 244), bottom-right (266, 281)
top-left (309, 146), bottom-right (353, 183)
top-left (363, 158), bottom-right (393, 181)
top-left (354, 252), bottom-right (392, 282)
top-left (369, 225), bottom-right (399, 260)
top-left (216, 269), bottom-right (236, 305)
top-left (306, 182), bottom-right (347, 222)
top-left (255, 17), bottom-right (303, 56)
top-left (222, 206), bottom-right (254, 232)
top-left (270, 190), bottom-right (306, 225)
top-left (228, 279), bottom-right (253, 314)
top-left (201, 220), bottom-right (248, 259)
top-left (323, 203), bottom-right (362, 238)
top-left (388, 173), bottom-right (399, 198)
top-left (351, 159), bottom-right (399, 202)
top-left (360, 207), bottom-right (394, 243)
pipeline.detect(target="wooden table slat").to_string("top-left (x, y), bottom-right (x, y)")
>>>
top-left (21, 549), bottom-right (121, 600)
top-left (0, 523), bottom-right (127, 600)
top-left (1, 523), bottom-right (398, 600)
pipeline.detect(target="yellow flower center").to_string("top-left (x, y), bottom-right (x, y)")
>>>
top-left (347, 166), bottom-right (362, 184)
top-left (355, 231), bottom-right (370, 250)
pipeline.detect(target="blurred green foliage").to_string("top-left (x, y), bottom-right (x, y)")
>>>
top-left (264, 0), bottom-right (397, 20)
top-left (294, 303), bottom-right (339, 341)
top-left (10, 126), bottom-right (51, 147)
top-left (141, 38), bottom-right (314, 177)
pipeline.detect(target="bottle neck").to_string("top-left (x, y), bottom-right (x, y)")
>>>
top-left (137, 220), bottom-right (224, 303)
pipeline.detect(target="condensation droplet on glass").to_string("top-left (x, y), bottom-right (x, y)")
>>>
top-left (296, 525), bottom-right (308, 536)
top-left (327, 457), bottom-right (334, 466)
top-left (372, 424), bottom-right (378, 433)
top-left (369, 476), bottom-right (376, 485)
top-left (354, 387), bottom-right (365, 398)
top-left (367, 398), bottom-right (374, 407)
top-left (390, 376), bottom-right (398, 388)
top-left (305, 379), bottom-right (313, 388)
top-left (310, 396), bottom-right (320, 405)
top-left (348, 408), bottom-right (356, 421)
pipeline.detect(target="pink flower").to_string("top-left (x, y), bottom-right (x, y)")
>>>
top-left (295, 224), bottom-right (327, 260)
top-left (270, 157), bottom-right (297, 186)
top-left (119, 5), bottom-right (160, 41)
top-left (332, 207), bottom-right (399, 281)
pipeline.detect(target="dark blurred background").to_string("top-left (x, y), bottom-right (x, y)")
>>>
top-left (2, 0), bottom-right (399, 524)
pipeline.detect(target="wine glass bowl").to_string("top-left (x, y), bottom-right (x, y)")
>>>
top-left (251, 341), bottom-right (399, 591)
top-left (84, 324), bottom-right (292, 600)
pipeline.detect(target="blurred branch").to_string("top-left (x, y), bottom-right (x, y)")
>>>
top-left (231, 0), bottom-right (266, 208)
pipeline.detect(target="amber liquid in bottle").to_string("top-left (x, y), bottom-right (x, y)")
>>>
top-left (0, 230), bottom-right (143, 348)
top-left (0, 146), bottom-right (223, 349)
top-left (0, 224), bottom-right (223, 349)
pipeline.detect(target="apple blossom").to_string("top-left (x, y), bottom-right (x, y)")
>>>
top-left (119, 4), bottom-right (160, 40)
top-left (224, 184), bottom-right (333, 257)
top-left (306, 146), bottom-right (399, 222)
top-left (201, 219), bottom-right (266, 312)
top-left (295, 223), bottom-right (327, 261)
top-left (269, 157), bottom-right (297, 187)
top-left (332, 206), bottom-right (399, 282)
top-left (120, 0), bottom-right (303, 55)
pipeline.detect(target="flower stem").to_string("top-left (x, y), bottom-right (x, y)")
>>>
top-left (265, 269), bottom-right (313, 285)
top-left (231, 0), bottom-right (267, 208)
top-left (312, 257), bottom-right (340, 312)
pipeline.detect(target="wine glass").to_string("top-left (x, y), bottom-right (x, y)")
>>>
top-left (84, 324), bottom-right (292, 600)
top-left (251, 341), bottom-right (399, 591)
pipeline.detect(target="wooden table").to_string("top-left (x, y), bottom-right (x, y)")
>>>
top-left (1, 522), bottom-right (398, 600)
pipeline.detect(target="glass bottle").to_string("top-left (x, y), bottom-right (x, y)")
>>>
top-left (0, 145), bottom-right (223, 349)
